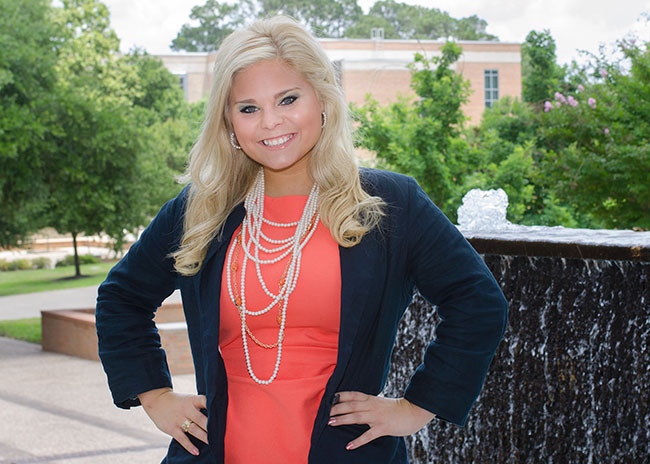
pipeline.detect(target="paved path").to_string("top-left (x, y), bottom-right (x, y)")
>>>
top-left (0, 286), bottom-right (186, 462)
top-left (0, 336), bottom-right (195, 463)
top-left (0, 286), bottom-right (181, 321)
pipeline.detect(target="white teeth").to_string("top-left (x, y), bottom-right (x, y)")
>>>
top-left (262, 134), bottom-right (293, 146)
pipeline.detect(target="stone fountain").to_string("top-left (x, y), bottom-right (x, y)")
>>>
top-left (384, 189), bottom-right (650, 463)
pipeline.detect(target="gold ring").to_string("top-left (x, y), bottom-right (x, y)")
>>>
top-left (181, 419), bottom-right (193, 433)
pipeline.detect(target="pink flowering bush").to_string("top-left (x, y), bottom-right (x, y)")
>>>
top-left (535, 37), bottom-right (650, 228)
top-left (370, 33), bottom-right (650, 230)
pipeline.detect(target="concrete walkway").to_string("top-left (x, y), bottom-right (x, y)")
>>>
top-left (0, 286), bottom-right (181, 321)
top-left (0, 336), bottom-right (195, 463)
top-left (0, 286), bottom-right (186, 462)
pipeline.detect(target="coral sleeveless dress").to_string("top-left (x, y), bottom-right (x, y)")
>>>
top-left (219, 195), bottom-right (341, 463)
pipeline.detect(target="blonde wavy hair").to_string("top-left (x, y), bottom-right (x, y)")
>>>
top-left (172, 15), bottom-right (385, 276)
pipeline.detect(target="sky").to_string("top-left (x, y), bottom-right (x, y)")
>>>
top-left (100, 0), bottom-right (650, 65)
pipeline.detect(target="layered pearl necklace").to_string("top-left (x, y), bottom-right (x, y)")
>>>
top-left (226, 169), bottom-right (320, 384)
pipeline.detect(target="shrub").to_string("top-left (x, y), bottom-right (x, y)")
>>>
top-left (31, 257), bottom-right (52, 269)
top-left (16, 259), bottom-right (33, 270)
top-left (0, 259), bottom-right (9, 271)
top-left (55, 254), bottom-right (101, 267)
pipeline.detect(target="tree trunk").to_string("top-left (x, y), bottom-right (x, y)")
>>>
top-left (72, 231), bottom-right (81, 277)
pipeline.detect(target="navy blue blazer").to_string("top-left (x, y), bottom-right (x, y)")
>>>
top-left (96, 168), bottom-right (508, 463)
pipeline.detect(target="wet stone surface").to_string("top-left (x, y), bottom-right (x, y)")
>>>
top-left (386, 254), bottom-right (650, 463)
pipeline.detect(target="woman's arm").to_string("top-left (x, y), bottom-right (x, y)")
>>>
top-left (95, 187), bottom-right (188, 408)
top-left (401, 177), bottom-right (508, 426)
top-left (329, 175), bottom-right (507, 447)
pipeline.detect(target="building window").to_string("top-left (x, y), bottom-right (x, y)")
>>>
top-left (484, 69), bottom-right (499, 108)
top-left (177, 74), bottom-right (189, 100)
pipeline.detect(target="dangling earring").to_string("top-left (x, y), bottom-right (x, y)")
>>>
top-left (230, 132), bottom-right (241, 150)
top-left (321, 112), bottom-right (327, 129)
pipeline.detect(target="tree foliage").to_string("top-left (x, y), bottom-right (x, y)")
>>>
top-left (1, 0), bottom-right (194, 276)
top-left (170, 0), bottom-right (497, 51)
top-left (0, 0), bottom-right (59, 246)
top-left (347, 1), bottom-right (497, 41)
top-left (521, 30), bottom-right (565, 105)
top-left (171, 0), bottom-right (248, 52)
top-left (354, 29), bottom-right (649, 230)
top-left (537, 38), bottom-right (650, 229)
top-left (353, 43), bottom-right (470, 211)
top-left (259, 0), bottom-right (363, 38)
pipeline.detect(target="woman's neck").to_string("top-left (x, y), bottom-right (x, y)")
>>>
top-left (263, 169), bottom-right (313, 197)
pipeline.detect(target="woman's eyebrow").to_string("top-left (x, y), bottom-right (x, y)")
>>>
top-left (233, 87), bottom-right (301, 105)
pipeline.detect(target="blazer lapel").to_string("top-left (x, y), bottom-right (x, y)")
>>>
top-left (194, 204), bottom-right (245, 389)
top-left (310, 229), bottom-right (384, 448)
top-left (334, 227), bottom-right (384, 382)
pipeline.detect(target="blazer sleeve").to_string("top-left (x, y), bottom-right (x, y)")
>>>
top-left (401, 177), bottom-right (508, 426)
top-left (95, 187), bottom-right (187, 409)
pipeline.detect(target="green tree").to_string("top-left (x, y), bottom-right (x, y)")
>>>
top-left (43, 0), bottom-right (189, 276)
top-left (123, 49), bottom-right (188, 123)
top-left (343, 14), bottom-right (399, 39)
top-left (538, 38), bottom-right (650, 229)
top-left (1, 0), bottom-right (191, 274)
top-left (521, 30), bottom-right (565, 105)
top-left (45, 96), bottom-right (150, 276)
top-left (123, 50), bottom-right (196, 210)
top-left (454, 14), bottom-right (496, 41)
top-left (44, 0), bottom-right (141, 276)
top-left (258, 0), bottom-right (362, 37)
top-left (346, 0), bottom-right (497, 41)
top-left (171, 0), bottom-right (249, 52)
top-left (171, 0), bottom-right (497, 49)
top-left (459, 97), bottom-right (579, 226)
top-left (353, 43), bottom-right (470, 211)
top-left (171, 0), bottom-right (362, 50)
top-left (0, 0), bottom-right (59, 246)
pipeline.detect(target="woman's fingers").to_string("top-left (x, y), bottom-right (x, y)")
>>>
top-left (172, 428), bottom-right (201, 456)
top-left (345, 426), bottom-right (383, 450)
top-left (184, 420), bottom-right (208, 448)
top-left (189, 395), bottom-right (208, 431)
top-left (328, 392), bottom-right (435, 451)
top-left (329, 391), bottom-right (372, 417)
top-left (138, 389), bottom-right (209, 455)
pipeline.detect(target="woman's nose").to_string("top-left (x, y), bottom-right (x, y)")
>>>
top-left (261, 108), bottom-right (283, 129)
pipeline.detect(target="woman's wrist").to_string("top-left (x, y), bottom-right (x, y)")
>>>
top-left (138, 387), bottom-right (172, 407)
top-left (401, 398), bottom-right (436, 424)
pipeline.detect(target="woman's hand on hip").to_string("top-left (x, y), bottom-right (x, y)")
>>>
top-left (328, 391), bottom-right (435, 451)
top-left (138, 387), bottom-right (208, 456)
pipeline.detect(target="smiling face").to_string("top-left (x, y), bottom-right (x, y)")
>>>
top-left (228, 59), bottom-right (323, 195)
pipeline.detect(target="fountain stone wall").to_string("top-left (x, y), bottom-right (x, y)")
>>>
top-left (384, 226), bottom-right (650, 463)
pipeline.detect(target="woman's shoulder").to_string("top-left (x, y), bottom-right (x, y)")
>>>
top-left (160, 184), bottom-right (192, 217)
top-left (359, 167), bottom-right (417, 201)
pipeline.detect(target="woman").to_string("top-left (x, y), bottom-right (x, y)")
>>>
top-left (96, 16), bottom-right (508, 463)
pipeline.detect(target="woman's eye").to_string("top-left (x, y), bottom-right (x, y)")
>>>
top-left (280, 95), bottom-right (298, 105)
top-left (240, 105), bottom-right (257, 114)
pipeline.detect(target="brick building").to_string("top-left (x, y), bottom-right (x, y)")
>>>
top-left (157, 37), bottom-right (521, 125)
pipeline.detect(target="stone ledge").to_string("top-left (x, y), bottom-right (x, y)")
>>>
top-left (463, 226), bottom-right (650, 262)
top-left (467, 237), bottom-right (650, 261)
top-left (41, 304), bottom-right (194, 375)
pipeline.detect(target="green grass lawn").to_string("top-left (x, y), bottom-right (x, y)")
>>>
top-left (0, 261), bottom-right (117, 297)
top-left (0, 317), bottom-right (41, 344)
